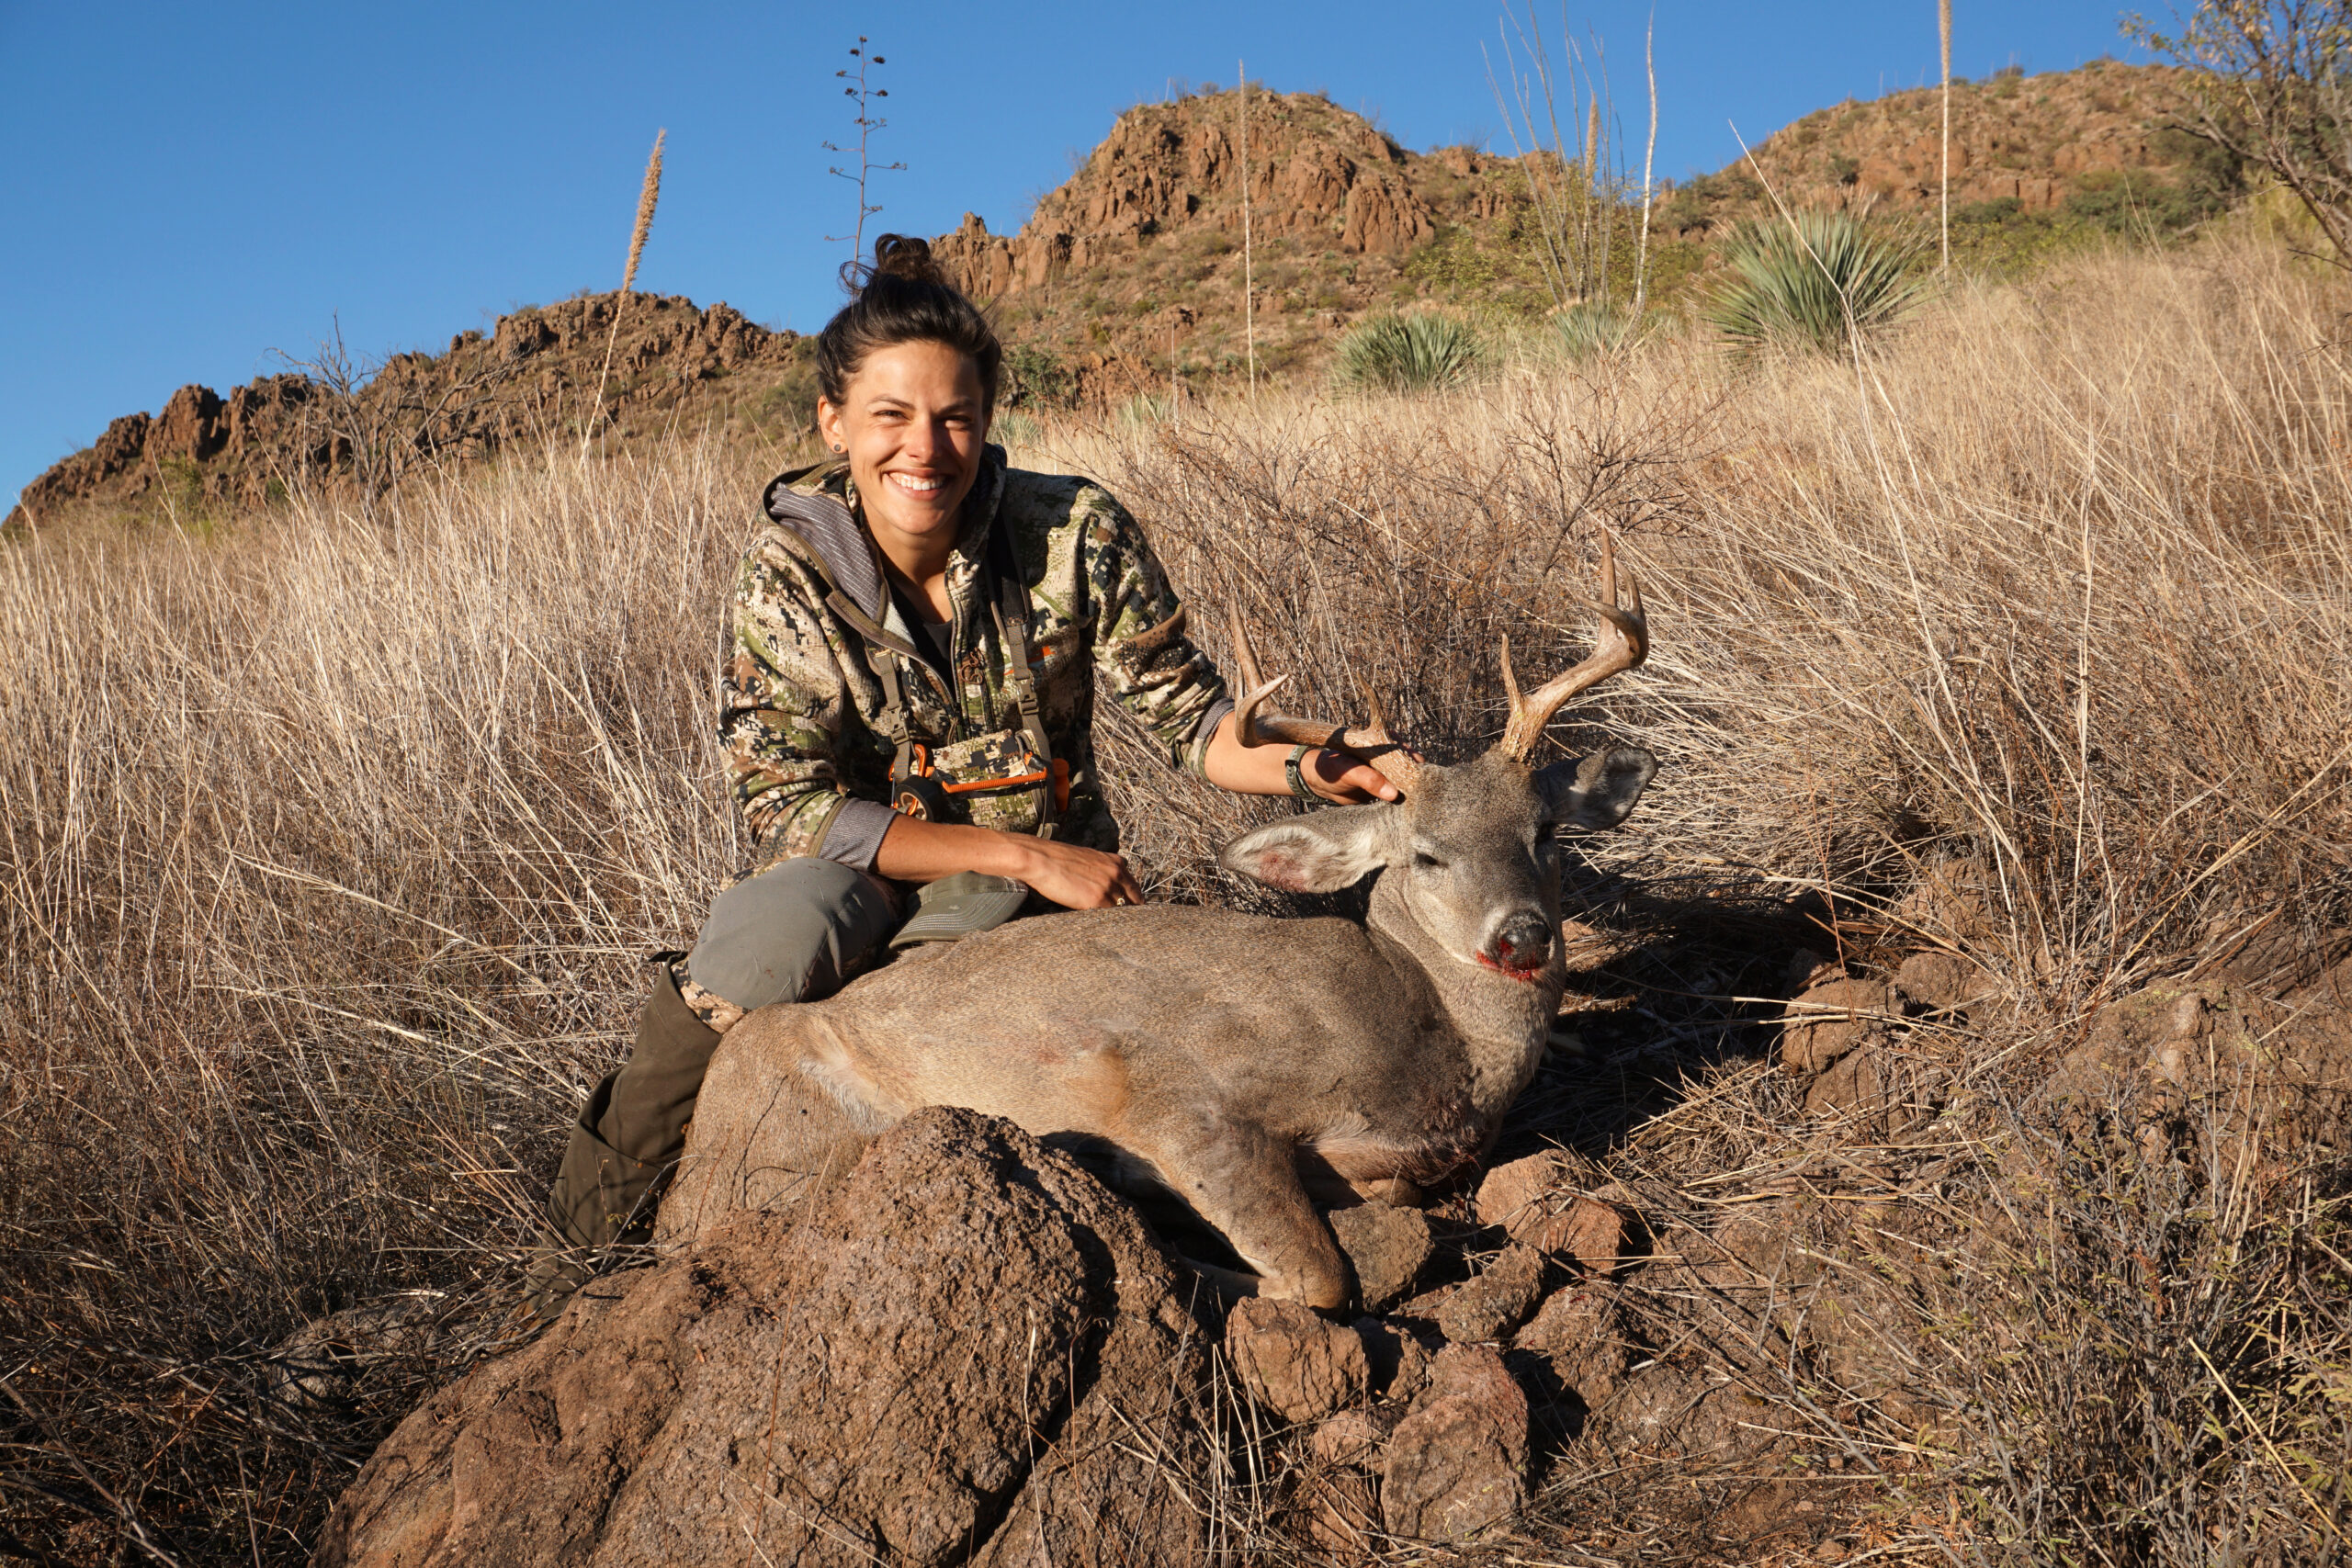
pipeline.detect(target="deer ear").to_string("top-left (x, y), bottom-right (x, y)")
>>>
top-left (1539, 747), bottom-right (1657, 830)
top-left (1218, 806), bottom-right (1389, 893)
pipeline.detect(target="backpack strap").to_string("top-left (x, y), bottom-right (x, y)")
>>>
top-left (984, 514), bottom-right (1060, 837)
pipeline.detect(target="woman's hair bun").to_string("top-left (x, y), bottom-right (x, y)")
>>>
top-left (870, 234), bottom-right (943, 285)
top-left (840, 233), bottom-right (944, 295)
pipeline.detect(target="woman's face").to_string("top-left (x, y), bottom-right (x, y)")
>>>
top-left (816, 339), bottom-right (989, 560)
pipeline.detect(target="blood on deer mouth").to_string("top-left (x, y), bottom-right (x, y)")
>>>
top-left (1476, 951), bottom-right (1547, 982)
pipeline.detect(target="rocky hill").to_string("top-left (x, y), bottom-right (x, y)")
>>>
top-left (929, 86), bottom-right (1535, 400)
top-left (6, 295), bottom-right (816, 529)
top-left (1658, 60), bottom-right (2227, 236)
top-left (10, 62), bottom-right (2223, 529)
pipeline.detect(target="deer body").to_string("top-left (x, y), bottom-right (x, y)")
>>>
top-left (663, 554), bottom-right (1656, 1310)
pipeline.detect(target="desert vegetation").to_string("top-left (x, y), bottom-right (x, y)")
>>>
top-left (1331, 310), bottom-right (1487, 392)
top-left (6, 218), bottom-right (2352, 1562)
top-left (1702, 209), bottom-right (1928, 356)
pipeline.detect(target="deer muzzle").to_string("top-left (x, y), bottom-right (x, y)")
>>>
top-left (1477, 911), bottom-right (1555, 982)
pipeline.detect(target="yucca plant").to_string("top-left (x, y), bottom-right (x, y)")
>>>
top-left (1552, 299), bottom-right (1635, 359)
top-left (1705, 209), bottom-right (1928, 357)
top-left (1333, 311), bottom-right (1483, 393)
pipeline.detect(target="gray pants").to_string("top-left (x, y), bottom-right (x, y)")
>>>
top-left (689, 857), bottom-right (902, 1010)
top-left (545, 858), bottom-right (900, 1250)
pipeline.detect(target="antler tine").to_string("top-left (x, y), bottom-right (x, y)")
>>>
top-left (1226, 601), bottom-right (1290, 747)
top-left (1498, 535), bottom-right (1653, 763)
top-left (1348, 680), bottom-right (1422, 795)
top-left (1223, 601), bottom-right (1421, 793)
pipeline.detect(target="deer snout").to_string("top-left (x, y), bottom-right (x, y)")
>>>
top-left (1478, 911), bottom-right (1554, 981)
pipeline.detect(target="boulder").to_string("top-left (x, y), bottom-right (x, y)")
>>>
top-left (1226, 1297), bottom-right (1368, 1425)
top-left (1434, 1245), bottom-right (1546, 1343)
top-left (1301, 1409), bottom-right (1389, 1554)
top-left (314, 1109), bottom-right (1212, 1568)
top-left (1476, 1154), bottom-right (1645, 1274)
top-left (1594, 1364), bottom-right (1795, 1462)
top-left (1353, 1315), bottom-right (1437, 1404)
top-left (1380, 1345), bottom-right (1529, 1542)
top-left (1781, 977), bottom-right (1899, 1076)
top-left (1894, 949), bottom-right (1996, 1012)
top-left (1517, 1282), bottom-right (1631, 1404)
top-left (1475, 1149), bottom-right (1572, 1234)
top-left (1328, 1201), bottom-right (1432, 1312)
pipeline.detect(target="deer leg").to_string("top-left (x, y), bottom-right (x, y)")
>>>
top-left (657, 1029), bottom-right (876, 1247)
top-left (1297, 1156), bottom-right (1427, 1211)
top-left (1129, 1113), bottom-right (1349, 1311)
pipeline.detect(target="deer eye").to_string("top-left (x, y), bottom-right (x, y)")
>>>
top-left (1413, 852), bottom-right (1443, 870)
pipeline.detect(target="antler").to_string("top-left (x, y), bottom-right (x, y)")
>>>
top-left (1498, 533), bottom-right (1650, 763)
top-left (1226, 603), bottom-right (1423, 795)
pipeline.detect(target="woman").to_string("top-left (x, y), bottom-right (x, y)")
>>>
top-left (529, 236), bottom-right (1396, 1317)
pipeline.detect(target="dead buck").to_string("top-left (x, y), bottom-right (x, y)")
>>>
top-left (666, 547), bottom-right (1656, 1308)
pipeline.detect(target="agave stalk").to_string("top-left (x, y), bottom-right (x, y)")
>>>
top-left (1939, 0), bottom-right (1953, 270)
top-left (1634, 13), bottom-right (1658, 321)
top-left (587, 130), bottom-right (664, 454)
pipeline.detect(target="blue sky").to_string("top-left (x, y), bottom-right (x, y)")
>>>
top-left (1, 1), bottom-right (2143, 507)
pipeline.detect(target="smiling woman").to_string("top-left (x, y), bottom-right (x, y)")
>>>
top-left (527, 234), bottom-right (1400, 1318)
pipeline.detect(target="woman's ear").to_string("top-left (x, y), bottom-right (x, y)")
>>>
top-left (816, 397), bottom-right (845, 455)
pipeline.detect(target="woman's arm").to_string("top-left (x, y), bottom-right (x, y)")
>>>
top-left (873, 815), bottom-right (1144, 908)
top-left (1199, 712), bottom-right (1400, 804)
top-left (1070, 491), bottom-right (1398, 806)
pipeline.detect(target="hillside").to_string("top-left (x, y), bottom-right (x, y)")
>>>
top-left (8, 62), bottom-right (2227, 529)
top-left (1661, 60), bottom-right (2232, 236)
top-left (931, 86), bottom-right (1538, 399)
top-left (6, 294), bottom-right (816, 529)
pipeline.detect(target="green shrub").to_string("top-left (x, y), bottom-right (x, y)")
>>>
top-left (1552, 299), bottom-right (1634, 359)
top-left (2064, 169), bottom-right (2224, 236)
top-left (1704, 209), bottom-right (1928, 356)
top-left (1003, 344), bottom-right (1074, 410)
top-left (1332, 311), bottom-right (1483, 393)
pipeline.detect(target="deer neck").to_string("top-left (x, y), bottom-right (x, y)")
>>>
top-left (1365, 874), bottom-right (1563, 1119)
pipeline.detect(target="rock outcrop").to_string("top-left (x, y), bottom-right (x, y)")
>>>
top-left (313, 1109), bottom-right (1213, 1568)
top-left (932, 89), bottom-right (1438, 306)
top-left (10, 296), bottom-right (810, 528)
top-left (1664, 61), bottom-right (2220, 233)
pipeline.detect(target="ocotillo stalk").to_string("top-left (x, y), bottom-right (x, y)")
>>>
top-left (1939, 0), bottom-right (1952, 269)
top-left (589, 130), bottom-right (665, 454)
top-left (1238, 61), bottom-right (1257, 395)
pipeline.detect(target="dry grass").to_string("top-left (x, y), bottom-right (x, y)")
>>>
top-left (5, 234), bottom-right (2349, 1562)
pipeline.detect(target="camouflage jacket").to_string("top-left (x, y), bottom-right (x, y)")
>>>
top-left (719, 446), bottom-right (1233, 873)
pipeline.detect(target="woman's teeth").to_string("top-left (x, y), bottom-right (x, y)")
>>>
top-left (888, 473), bottom-right (944, 494)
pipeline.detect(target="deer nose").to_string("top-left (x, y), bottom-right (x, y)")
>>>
top-left (1487, 912), bottom-right (1554, 975)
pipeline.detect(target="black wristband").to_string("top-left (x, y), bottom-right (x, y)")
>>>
top-left (1286, 744), bottom-right (1317, 805)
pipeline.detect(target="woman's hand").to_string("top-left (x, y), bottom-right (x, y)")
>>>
top-left (1300, 747), bottom-right (1398, 805)
top-left (1201, 712), bottom-right (1405, 804)
top-left (874, 814), bottom-right (1144, 909)
top-left (1003, 837), bottom-right (1147, 910)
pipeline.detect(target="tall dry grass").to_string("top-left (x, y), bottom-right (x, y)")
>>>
top-left (2, 234), bottom-right (2347, 1562)
top-left (0, 439), bottom-right (760, 1560)
top-left (1062, 237), bottom-right (2352, 1004)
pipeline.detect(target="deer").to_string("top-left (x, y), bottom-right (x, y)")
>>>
top-left (662, 546), bottom-right (1656, 1310)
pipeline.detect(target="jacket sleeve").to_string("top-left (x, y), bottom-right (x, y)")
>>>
top-left (718, 536), bottom-right (897, 870)
top-left (1079, 487), bottom-right (1233, 775)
